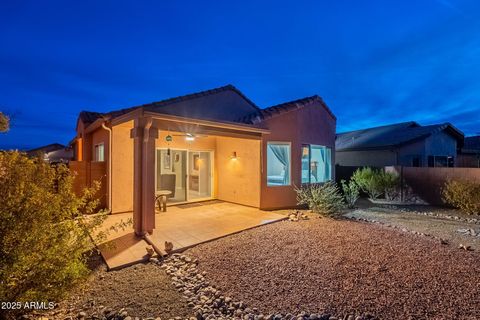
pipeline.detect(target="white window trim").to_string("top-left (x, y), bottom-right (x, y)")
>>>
top-left (94, 143), bottom-right (105, 162)
top-left (266, 141), bottom-right (292, 187)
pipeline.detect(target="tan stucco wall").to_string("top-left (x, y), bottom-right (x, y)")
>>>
top-left (216, 137), bottom-right (261, 207)
top-left (91, 128), bottom-right (109, 162)
top-left (111, 121), bottom-right (134, 214)
top-left (108, 125), bottom-right (262, 212)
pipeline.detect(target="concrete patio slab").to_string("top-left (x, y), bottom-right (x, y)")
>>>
top-left (98, 201), bottom-right (287, 270)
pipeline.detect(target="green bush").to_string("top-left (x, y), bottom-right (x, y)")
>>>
top-left (442, 179), bottom-right (480, 215)
top-left (340, 179), bottom-right (360, 208)
top-left (351, 167), bottom-right (384, 199)
top-left (351, 167), bottom-right (400, 200)
top-left (295, 181), bottom-right (345, 216)
top-left (0, 152), bottom-right (107, 307)
top-left (381, 171), bottom-right (400, 201)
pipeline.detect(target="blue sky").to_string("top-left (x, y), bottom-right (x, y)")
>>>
top-left (1, 0), bottom-right (479, 149)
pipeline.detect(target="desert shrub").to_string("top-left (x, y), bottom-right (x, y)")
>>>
top-left (341, 179), bottom-right (360, 208)
top-left (295, 181), bottom-right (345, 216)
top-left (381, 171), bottom-right (400, 201)
top-left (442, 179), bottom-right (480, 215)
top-left (0, 151), bottom-right (109, 307)
top-left (351, 167), bottom-right (401, 201)
top-left (351, 167), bottom-right (384, 199)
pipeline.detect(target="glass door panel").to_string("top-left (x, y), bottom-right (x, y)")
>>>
top-left (188, 151), bottom-right (212, 200)
top-left (157, 149), bottom-right (187, 203)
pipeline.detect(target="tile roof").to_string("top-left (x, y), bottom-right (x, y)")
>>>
top-left (237, 95), bottom-right (335, 124)
top-left (336, 121), bottom-right (464, 151)
top-left (79, 84), bottom-right (260, 126)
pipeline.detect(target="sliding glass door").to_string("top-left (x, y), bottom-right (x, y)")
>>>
top-left (157, 149), bottom-right (187, 203)
top-left (187, 151), bottom-right (212, 201)
top-left (156, 149), bottom-right (213, 204)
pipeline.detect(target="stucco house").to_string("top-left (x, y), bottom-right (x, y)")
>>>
top-left (71, 85), bottom-right (336, 235)
top-left (335, 121), bottom-right (464, 168)
top-left (458, 135), bottom-right (480, 168)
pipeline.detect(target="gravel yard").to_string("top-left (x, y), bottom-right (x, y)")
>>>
top-left (42, 257), bottom-right (192, 319)
top-left (187, 215), bottom-right (480, 320)
top-left (346, 205), bottom-right (480, 250)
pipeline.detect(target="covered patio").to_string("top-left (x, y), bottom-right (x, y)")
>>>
top-left (98, 201), bottom-right (287, 270)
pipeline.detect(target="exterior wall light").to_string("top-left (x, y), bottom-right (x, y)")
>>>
top-left (231, 151), bottom-right (237, 159)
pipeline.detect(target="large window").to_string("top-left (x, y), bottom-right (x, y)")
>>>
top-left (267, 142), bottom-right (291, 186)
top-left (302, 144), bottom-right (332, 183)
top-left (428, 155), bottom-right (454, 167)
top-left (94, 143), bottom-right (105, 162)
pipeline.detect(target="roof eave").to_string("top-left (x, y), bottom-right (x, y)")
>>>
top-left (109, 107), bottom-right (270, 134)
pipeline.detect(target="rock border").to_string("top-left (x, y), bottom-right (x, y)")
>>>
top-left (347, 216), bottom-right (475, 251)
top-left (156, 253), bottom-right (378, 320)
top-left (374, 205), bottom-right (480, 225)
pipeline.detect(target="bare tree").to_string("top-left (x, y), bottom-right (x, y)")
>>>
top-left (0, 112), bottom-right (9, 133)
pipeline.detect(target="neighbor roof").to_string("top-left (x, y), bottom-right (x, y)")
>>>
top-left (462, 135), bottom-right (480, 153)
top-left (27, 143), bottom-right (66, 154)
top-left (238, 95), bottom-right (336, 124)
top-left (336, 121), bottom-right (464, 151)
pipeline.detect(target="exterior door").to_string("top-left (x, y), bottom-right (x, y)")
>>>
top-left (187, 151), bottom-right (212, 201)
top-left (157, 149), bottom-right (213, 203)
top-left (157, 149), bottom-right (187, 203)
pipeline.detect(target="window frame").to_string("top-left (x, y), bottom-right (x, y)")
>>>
top-left (94, 143), bottom-right (105, 162)
top-left (427, 155), bottom-right (454, 168)
top-left (301, 144), bottom-right (332, 184)
top-left (266, 141), bottom-right (292, 187)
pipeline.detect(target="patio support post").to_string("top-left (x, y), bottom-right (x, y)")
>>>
top-left (131, 117), bottom-right (158, 236)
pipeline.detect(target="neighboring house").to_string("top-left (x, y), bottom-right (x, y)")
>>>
top-left (335, 121), bottom-right (464, 168)
top-left (71, 84), bottom-right (336, 235)
top-left (27, 143), bottom-right (73, 163)
top-left (458, 135), bottom-right (480, 168)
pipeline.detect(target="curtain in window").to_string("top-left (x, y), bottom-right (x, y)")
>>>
top-left (269, 144), bottom-right (290, 184)
top-left (310, 145), bottom-right (331, 183)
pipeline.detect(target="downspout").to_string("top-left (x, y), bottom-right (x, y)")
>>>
top-left (101, 122), bottom-right (113, 213)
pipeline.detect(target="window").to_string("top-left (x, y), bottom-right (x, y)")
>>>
top-left (427, 155), bottom-right (454, 168)
top-left (267, 142), bottom-right (291, 186)
top-left (447, 156), bottom-right (455, 167)
top-left (94, 143), bottom-right (105, 162)
top-left (302, 144), bottom-right (332, 183)
top-left (412, 156), bottom-right (421, 167)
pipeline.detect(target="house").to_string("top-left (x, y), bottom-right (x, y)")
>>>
top-left (458, 135), bottom-right (480, 168)
top-left (335, 121), bottom-right (464, 168)
top-left (71, 85), bottom-right (336, 235)
top-left (27, 143), bottom-right (73, 163)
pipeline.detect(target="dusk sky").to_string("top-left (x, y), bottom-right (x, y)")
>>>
top-left (1, 0), bottom-right (479, 150)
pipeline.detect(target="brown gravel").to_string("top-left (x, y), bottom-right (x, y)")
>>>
top-left (187, 216), bottom-right (480, 320)
top-left (44, 259), bottom-right (192, 319)
top-left (346, 206), bottom-right (480, 250)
